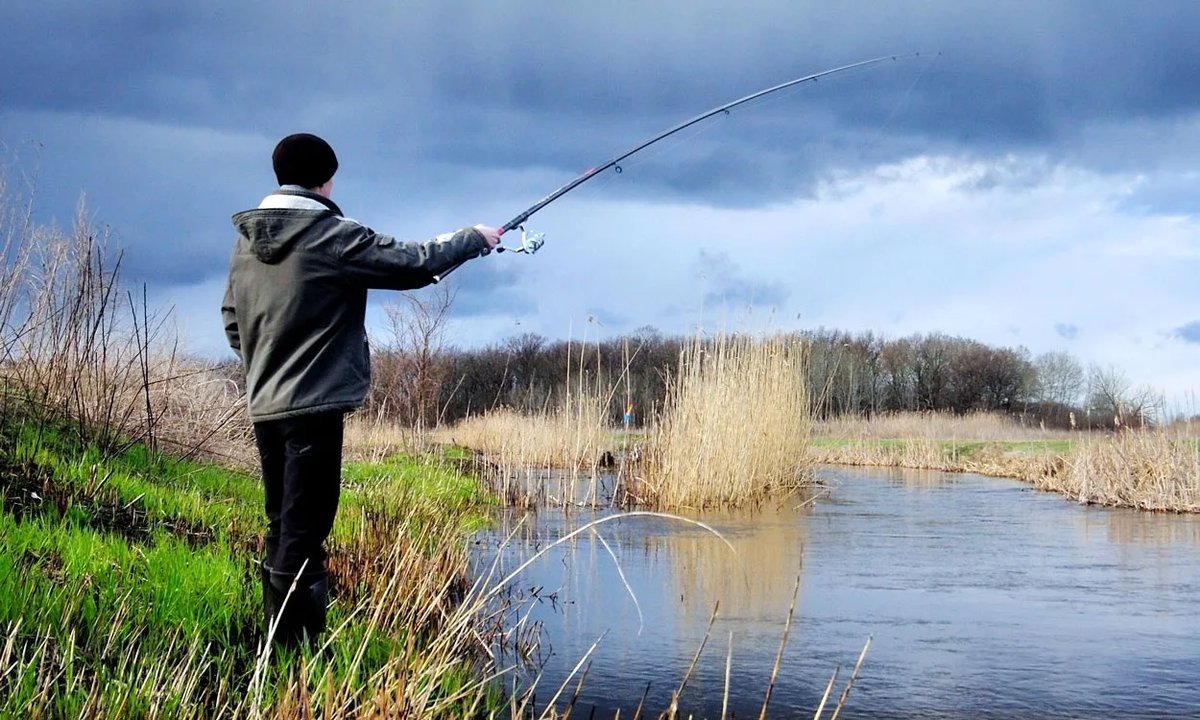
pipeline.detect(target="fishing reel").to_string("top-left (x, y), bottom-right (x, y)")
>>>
top-left (496, 225), bottom-right (545, 255)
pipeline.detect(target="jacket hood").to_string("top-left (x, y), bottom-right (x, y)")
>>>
top-left (232, 210), bottom-right (321, 264)
top-left (232, 189), bottom-right (344, 264)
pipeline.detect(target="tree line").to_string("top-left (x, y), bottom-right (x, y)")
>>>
top-left (364, 290), bottom-right (1159, 430)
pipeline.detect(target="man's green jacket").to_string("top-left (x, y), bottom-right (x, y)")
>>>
top-left (222, 187), bottom-right (488, 422)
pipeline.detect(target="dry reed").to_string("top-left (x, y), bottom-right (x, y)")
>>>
top-left (343, 412), bottom-right (424, 463)
top-left (813, 412), bottom-right (1200, 513)
top-left (1038, 430), bottom-right (1200, 511)
top-left (438, 400), bottom-right (610, 473)
top-left (814, 411), bottom-right (1073, 442)
top-left (0, 182), bottom-right (251, 465)
top-left (638, 333), bottom-right (812, 509)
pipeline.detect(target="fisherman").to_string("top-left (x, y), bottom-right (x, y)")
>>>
top-left (221, 133), bottom-right (500, 647)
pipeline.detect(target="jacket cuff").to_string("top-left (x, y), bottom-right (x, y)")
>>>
top-left (463, 227), bottom-right (490, 257)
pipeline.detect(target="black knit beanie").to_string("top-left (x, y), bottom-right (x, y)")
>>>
top-left (272, 133), bottom-right (339, 188)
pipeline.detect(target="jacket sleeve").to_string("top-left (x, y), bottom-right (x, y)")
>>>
top-left (221, 277), bottom-right (242, 360)
top-left (337, 222), bottom-right (489, 290)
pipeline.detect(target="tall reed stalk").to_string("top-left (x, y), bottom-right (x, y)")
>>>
top-left (640, 333), bottom-right (812, 509)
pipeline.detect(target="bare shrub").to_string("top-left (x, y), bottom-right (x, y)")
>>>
top-left (368, 283), bottom-right (456, 437)
top-left (0, 173), bottom-right (248, 462)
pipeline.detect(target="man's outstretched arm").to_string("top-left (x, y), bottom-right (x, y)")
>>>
top-left (337, 223), bottom-right (500, 290)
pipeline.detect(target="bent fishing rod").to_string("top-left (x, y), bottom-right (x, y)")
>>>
top-left (434, 53), bottom-right (918, 283)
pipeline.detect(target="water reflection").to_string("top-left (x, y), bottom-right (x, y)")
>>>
top-left (1079, 503), bottom-right (1200, 545)
top-left (477, 466), bottom-right (1200, 717)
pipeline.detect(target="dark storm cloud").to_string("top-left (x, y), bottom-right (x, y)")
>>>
top-left (4, 0), bottom-right (1200, 291)
top-left (7, 2), bottom-right (1200, 173)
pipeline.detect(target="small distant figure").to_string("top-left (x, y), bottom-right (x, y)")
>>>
top-left (623, 401), bottom-right (634, 429)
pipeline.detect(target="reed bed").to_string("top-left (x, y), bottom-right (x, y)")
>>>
top-left (636, 333), bottom-right (812, 509)
top-left (1038, 430), bottom-right (1200, 512)
top-left (814, 411), bottom-right (1074, 442)
top-left (436, 397), bottom-right (610, 473)
top-left (810, 437), bottom-right (950, 470)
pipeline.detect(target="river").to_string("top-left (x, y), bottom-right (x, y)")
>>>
top-left (475, 466), bottom-right (1200, 718)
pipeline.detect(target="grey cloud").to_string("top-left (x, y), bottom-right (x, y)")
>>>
top-left (696, 249), bottom-right (790, 308)
top-left (1055, 323), bottom-right (1079, 340)
top-left (955, 157), bottom-right (1054, 193)
top-left (1174, 321), bottom-right (1200, 345)
top-left (7, 1), bottom-right (1200, 189)
top-left (1118, 173), bottom-right (1200, 217)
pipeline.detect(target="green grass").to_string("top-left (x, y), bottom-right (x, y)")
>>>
top-left (0, 414), bottom-right (496, 718)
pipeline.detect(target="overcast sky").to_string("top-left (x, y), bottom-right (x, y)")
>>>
top-left (3, 1), bottom-right (1199, 399)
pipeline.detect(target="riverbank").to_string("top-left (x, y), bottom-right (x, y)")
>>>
top-left (812, 413), bottom-right (1200, 513)
top-left (0, 414), bottom-right (499, 718)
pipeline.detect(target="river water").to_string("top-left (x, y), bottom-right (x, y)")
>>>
top-left (475, 466), bottom-right (1200, 718)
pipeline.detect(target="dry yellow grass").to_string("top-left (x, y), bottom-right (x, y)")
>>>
top-left (637, 333), bottom-right (812, 509)
top-left (814, 411), bottom-right (1073, 442)
top-left (343, 411), bottom-right (424, 462)
top-left (433, 394), bottom-right (614, 507)
top-left (1039, 431), bottom-right (1200, 512)
top-left (435, 397), bottom-right (610, 473)
top-left (810, 437), bottom-right (949, 470)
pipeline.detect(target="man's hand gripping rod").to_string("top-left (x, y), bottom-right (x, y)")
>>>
top-left (433, 224), bottom-right (544, 283)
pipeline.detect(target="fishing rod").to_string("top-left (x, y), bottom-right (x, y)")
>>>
top-left (434, 53), bottom-right (919, 282)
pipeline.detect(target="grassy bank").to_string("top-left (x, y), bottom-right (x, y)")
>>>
top-left (0, 413), bottom-right (500, 718)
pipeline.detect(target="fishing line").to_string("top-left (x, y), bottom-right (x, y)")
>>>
top-left (859, 51), bottom-right (941, 156)
top-left (435, 53), bottom-right (928, 281)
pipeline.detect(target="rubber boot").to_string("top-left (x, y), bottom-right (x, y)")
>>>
top-left (300, 571), bottom-right (329, 643)
top-left (262, 561), bottom-right (297, 648)
top-left (266, 565), bottom-right (329, 649)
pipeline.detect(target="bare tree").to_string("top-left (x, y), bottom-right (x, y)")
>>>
top-left (375, 282), bottom-right (457, 431)
top-left (879, 337), bottom-right (915, 411)
top-left (1033, 351), bottom-right (1084, 407)
top-left (1086, 364), bottom-right (1160, 429)
top-left (913, 334), bottom-right (953, 411)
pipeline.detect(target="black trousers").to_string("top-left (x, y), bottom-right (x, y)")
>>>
top-left (253, 411), bottom-right (345, 576)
